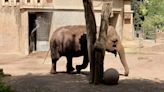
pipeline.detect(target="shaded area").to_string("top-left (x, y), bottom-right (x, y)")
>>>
top-left (3, 73), bottom-right (164, 92)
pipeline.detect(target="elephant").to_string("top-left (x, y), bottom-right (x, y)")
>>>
top-left (50, 25), bottom-right (129, 76)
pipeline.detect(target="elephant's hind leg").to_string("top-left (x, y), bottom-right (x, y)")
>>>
top-left (76, 54), bottom-right (89, 73)
top-left (50, 58), bottom-right (59, 74)
top-left (50, 49), bottom-right (60, 74)
top-left (66, 56), bottom-right (75, 73)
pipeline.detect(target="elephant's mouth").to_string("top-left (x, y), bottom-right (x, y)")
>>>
top-left (106, 47), bottom-right (115, 51)
top-left (106, 47), bottom-right (117, 57)
top-left (113, 44), bottom-right (116, 47)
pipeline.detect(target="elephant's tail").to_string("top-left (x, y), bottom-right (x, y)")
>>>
top-left (42, 49), bottom-right (50, 64)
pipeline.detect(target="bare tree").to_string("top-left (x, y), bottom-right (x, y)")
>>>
top-left (83, 0), bottom-right (112, 84)
top-left (83, 0), bottom-right (97, 84)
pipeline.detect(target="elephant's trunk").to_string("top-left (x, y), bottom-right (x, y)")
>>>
top-left (118, 45), bottom-right (129, 76)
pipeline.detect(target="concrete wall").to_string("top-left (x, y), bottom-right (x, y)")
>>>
top-left (123, 12), bottom-right (134, 40)
top-left (0, 0), bottom-right (134, 54)
top-left (53, 0), bottom-right (83, 9)
top-left (50, 11), bottom-right (101, 38)
top-left (113, 0), bottom-right (123, 9)
top-left (20, 11), bottom-right (28, 55)
top-left (124, 0), bottom-right (131, 11)
top-left (53, 0), bottom-right (123, 10)
top-left (50, 0), bottom-right (124, 38)
top-left (123, 0), bottom-right (134, 40)
top-left (0, 6), bottom-right (21, 54)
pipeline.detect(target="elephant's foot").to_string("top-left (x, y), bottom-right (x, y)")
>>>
top-left (50, 64), bottom-right (57, 74)
top-left (50, 69), bottom-right (57, 74)
top-left (76, 65), bottom-right (82, 73)
top-left (124, 69), bottom-right (129, 76)
top-left (66, 67), bottom-right (75, 73)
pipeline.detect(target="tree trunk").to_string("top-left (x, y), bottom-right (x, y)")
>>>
top-left (83, 0), bottom-right (97, 84)
top-left (94, 3), bottom-right (112, 84)
top-left (83, 0), bottom-right (112, 84)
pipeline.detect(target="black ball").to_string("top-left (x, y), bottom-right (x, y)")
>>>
top-left (103, 68), bottom-right (119, 85)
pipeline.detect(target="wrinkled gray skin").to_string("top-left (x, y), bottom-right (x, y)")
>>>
top-left (50, 25), bottom-right (129, 76)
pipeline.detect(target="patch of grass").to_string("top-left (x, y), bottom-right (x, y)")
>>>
top-left (0, 77), bottom-right (15, 92)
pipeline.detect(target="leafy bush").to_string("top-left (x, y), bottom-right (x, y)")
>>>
top-left (0, 77), bottom-right (15, 92)
top-left (142, 16), bottom-right (156, 39)
top-left (132, 0), bottom-right (164, 39)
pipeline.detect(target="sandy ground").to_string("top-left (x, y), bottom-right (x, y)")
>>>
top-left (1, 40), bottom-right (164, 92)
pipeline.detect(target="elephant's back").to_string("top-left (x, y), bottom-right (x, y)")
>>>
top-left (50, 25), bottom-right (87, 56)
top-left (51, 25), bottom-right (86, 39)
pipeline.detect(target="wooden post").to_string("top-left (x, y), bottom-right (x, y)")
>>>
top-left (94, 3), bottom-right (112, 84)
top-left (83, 0), bottom-right (97, 84)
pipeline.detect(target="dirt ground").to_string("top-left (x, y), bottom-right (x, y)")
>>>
top-left (1, 40), bottom-right (164, 92)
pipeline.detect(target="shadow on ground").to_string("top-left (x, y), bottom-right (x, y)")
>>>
top-left (3, 72), bottom-right (164, 92)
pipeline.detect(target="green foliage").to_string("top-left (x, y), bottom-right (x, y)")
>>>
top-left (131, 0), bottom-right (144, 31)
top-left (0, 77), bottom-right (15, 92)
top-left (132, 0), bottom-right (164, 39)
top-left (139, 3), bottom-right (148, 16)
top-left (142, 0), bottom-right (164, 39)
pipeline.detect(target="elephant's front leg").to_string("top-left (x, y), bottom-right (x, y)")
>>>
top-left (76, 54), bottom-right (89, 73)
top-left (66, 56), bottom-right (75, 73)
top-left (117, 43), bottom-right (129, 76)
